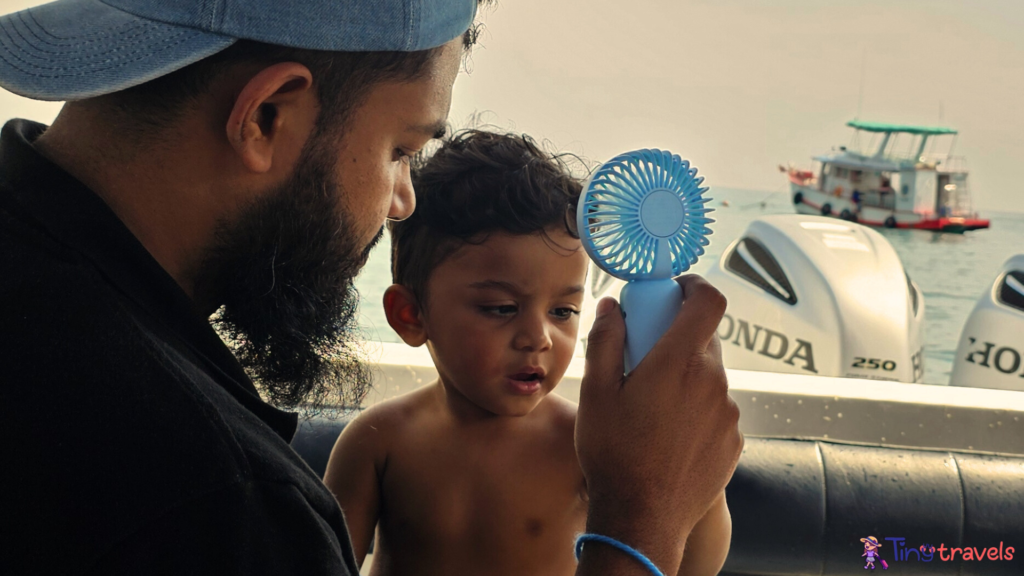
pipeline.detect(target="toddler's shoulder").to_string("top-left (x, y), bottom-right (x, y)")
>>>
top-left (545, 394), bottom-right (579, 425)
top-left (328, 390), bottom-right (434, 474)
top-left (531, 394), bottom-right (579, 444)
top-left (344, 386), bottom-right (438, 440)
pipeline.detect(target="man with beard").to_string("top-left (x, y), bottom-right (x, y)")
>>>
top-left (0, 0), bottom-right (742, 575)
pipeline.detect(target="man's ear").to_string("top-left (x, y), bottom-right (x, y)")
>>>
top-left (383, 284), bottom-right (428, 347)
top-left (226, 62), bottom-right (315, 174)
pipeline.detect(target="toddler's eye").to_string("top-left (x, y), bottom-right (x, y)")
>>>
top-left (552, 308), bottom-right (580, 320)
top-left (480, 305), bottom-right (517, 317)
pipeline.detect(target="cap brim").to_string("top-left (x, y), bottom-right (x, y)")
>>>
top-left (0, 0), bottom-right (234, 101)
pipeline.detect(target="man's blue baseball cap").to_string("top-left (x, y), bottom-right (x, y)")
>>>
top-left (0, 0), bottom-right (477, 101)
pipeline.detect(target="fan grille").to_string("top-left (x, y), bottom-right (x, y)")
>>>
top-left (579, 149), bottom-right (714, 280)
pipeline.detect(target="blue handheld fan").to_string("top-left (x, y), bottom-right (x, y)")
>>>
top-left (576, 149), bottom-right (714, 372)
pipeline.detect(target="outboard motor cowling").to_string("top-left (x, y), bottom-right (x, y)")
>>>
top-left (950, 254), bottom-right (1024, 390)
top-left (706, 215), bottom-right (925, 382)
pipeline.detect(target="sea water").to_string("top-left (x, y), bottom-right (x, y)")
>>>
top-left (354, 188), bottom-right (1024, 386)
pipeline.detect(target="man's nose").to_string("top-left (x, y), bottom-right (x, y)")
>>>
top-left (388, 167), bottom-right (416, 221)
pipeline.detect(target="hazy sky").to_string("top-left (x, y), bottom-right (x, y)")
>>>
top-left (3, 0), bottom-right (1022, 212)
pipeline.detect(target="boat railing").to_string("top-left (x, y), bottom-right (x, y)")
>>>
top-left (358, 341), bottom-right (1024, 453)
top-left (857, 152), bottom-right (968, 173)
top-left (873, 149), bottom-right (920, 165)
top-left (862, 190), bottom-right (896, 210)
top-left (926, 154), bottom-right (969, 173)
top-left (948, 194), bottom-right (976, 217)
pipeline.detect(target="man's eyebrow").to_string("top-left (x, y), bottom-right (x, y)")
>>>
top-left (408, 119), bottom-right (448, 140)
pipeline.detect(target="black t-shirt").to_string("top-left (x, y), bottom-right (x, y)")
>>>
top-left (0, 120), bottom-right (358, 575)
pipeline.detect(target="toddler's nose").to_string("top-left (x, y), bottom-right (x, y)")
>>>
top-left (513, 317), bottom-right (552, 352)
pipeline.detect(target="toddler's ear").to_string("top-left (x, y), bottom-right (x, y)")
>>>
top-left (383, 284), bottom-right (427, 347)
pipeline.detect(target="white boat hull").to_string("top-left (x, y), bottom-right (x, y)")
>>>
top-left (790, 182), bottom-right (988, 232)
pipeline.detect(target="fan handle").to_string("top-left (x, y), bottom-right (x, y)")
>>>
top-left (621, 278), bottom-right (683, 373)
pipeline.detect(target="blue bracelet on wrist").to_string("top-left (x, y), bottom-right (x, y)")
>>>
top-left (574, 533), bottom-right (666, 576)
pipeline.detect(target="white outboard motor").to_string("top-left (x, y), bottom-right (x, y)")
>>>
top-left (705, 215), bottom-right (925, 382)
top-left (950, 254), bottom-right (1024, 390)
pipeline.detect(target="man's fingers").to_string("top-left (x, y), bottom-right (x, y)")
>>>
top-left (634, 276), bottom-right (725, 378)
top-left (580, 297), bottom-right (626, 404)
top-left (706, 333), bottom-right (723, 363)
top-left (665, 275), bottom-right (727, 352)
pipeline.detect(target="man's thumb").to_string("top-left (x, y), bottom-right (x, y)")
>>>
top-left (582, 297), bottom-right (626, 393)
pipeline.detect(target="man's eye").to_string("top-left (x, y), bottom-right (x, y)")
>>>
top-left (394, 149), bottom-right (411, 164)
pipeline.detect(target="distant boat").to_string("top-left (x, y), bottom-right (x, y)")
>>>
top-left (783, 120), bottom-right (989, 233)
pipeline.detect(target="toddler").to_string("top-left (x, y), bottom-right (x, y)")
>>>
top-left (324, 130), bottom-right (730, 575)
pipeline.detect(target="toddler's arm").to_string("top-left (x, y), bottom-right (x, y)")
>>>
top-left (323, 410), bottom-right (386, 567)
top-left (677, 491), bottom-right (731, 576)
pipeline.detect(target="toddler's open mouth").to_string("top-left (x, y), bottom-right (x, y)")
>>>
top-left (507, 368), bottom-right (545, 395)
top-left (511, 372), bottom-right (542, 382)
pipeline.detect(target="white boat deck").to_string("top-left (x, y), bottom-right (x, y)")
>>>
top-left (362, 341), bottom-right (1024, 456)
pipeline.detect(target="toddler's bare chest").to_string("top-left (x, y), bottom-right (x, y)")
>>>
top-left (379, 431), bottom-right (587, 549)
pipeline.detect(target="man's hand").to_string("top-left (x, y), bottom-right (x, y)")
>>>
top-left (575, 275), bottom-right (743, 575)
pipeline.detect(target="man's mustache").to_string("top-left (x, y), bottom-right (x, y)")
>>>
top-left (357, 225), bottom-right (385, 267)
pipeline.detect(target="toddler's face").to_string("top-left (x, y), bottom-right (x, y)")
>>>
top-left (423, 228), bottom-right (588, 417)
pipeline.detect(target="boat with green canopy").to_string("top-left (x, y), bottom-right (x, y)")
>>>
top-left (782, 120), bottom-right (989, 232)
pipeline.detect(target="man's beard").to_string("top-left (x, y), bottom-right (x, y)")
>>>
top-left (194, 142), bottom-right (381, 410)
